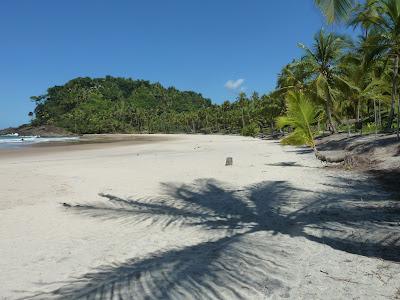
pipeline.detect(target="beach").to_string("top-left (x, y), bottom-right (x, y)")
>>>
top-left (0, 134), bottom-right (399, 299)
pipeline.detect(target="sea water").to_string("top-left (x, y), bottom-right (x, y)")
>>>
top-left (0, 134), bottom-right (79, 149)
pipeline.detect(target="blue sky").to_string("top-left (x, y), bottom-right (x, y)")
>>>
top-left (0, 0), bottom-right (354, 128)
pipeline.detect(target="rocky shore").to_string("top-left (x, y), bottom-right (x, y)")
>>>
top-left (0, 124), bottom-right (74, 137)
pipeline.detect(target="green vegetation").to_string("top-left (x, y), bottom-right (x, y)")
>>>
top-left (315, 0), bottom-right (355, 23)
top-left (277, 91), bottom-right (346, 162)
top-left (30, 76), bottom-right (285, 135)
top-left (276, 0), bottom-right (400, 145)
top-left (277, 91), bottom-right (320, 148)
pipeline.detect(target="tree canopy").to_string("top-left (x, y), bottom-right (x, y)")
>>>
top-left (30, 76), bottom-right (285, 136)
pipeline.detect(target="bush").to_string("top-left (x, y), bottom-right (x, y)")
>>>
top-left (241, 123), bottom-right (260, 137)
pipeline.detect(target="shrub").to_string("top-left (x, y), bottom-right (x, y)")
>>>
top-left (241, 123), bottom-right (260, 137)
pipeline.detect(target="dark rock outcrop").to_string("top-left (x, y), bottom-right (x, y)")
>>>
top-left (0, 124), bottom-right (74, 137)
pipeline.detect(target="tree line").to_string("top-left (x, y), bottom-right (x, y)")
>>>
top-left (30, 76), bottom-right (285, 136)
top-left (275, 0), bottom-right (400, 162)
top-left (277, 0), bottom-right (400, 143)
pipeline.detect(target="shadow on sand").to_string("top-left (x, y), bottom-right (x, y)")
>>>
top-left (264, 162), bottom-right (318, 168)
top-left (316, 134), bottom-right (399, 153)
top-left (30, 177), bottom-right (400, 299)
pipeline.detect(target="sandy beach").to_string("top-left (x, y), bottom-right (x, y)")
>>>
top-left (0, 134), bottom-right (399, 299)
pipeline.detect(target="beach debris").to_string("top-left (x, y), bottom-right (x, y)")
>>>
top-left (225, 157), bottom-right (233, 166)
top-left (320, 269), bottom-right (360, 284)
top-left (61, 202), bottom-right (84, 208)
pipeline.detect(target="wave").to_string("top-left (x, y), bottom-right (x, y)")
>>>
top-left (0, 136), bottom-right (79, 147)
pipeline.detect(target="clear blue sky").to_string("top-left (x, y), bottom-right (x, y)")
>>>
top-left (0, 0), bottom-right (354, 128)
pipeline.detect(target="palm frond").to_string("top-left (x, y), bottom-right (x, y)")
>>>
top-left (276, 91), bottom-right (320, 147)
top-left (315, 0), bottom-right (355, 23)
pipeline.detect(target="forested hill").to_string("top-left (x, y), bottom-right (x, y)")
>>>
top-left (31, 76), bottom-right (211, 133)
top-left (30, 76), bottom-right (285, 136)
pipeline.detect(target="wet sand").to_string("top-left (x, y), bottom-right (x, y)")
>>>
top-left (0, 134), bottom-right (173, 159)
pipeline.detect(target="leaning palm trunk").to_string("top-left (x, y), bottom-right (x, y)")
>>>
top-left (313, 147), bottom-right (345, 163)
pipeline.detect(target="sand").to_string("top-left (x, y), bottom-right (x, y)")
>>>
top-left (0, 134), bottom-right (399, 299)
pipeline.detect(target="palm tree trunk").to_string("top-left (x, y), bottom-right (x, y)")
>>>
top-left (360, 104), bottom-right (363, 136)
top-left (397, 87), bottom-right (400, 140)
top-left (192, 119), bottom-right (196, 133)
top-left (387, 55), bottom-right (399, 131)
top-left (378, 100), bottom-right (382, 127)
top-left (326, 102), bottom-right (337, 133)
top-left (374, 99), bottom-right (378, 137)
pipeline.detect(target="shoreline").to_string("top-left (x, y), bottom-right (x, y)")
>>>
top-left (0, 134), bottom-right (175, 159)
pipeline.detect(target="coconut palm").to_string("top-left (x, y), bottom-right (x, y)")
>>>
top-left (277, 91), bottom-right (345, 162)
top-left (298, 30), bottom-right (351, 133)
top-left (362, 0), bottom-right (400, 137)
top-left (339, 53), bottom-right (391, 133)
top-left (348, 0), bottom-right (381, 38)
top-left (237, 92), bottom-right (248, 129)
top-left (275, 61), bottom-right (310, 96)
top-left (277, 92), bottom-right (319, 147)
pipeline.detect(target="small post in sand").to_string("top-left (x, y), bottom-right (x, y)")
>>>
top-left (225, 157), bottom-right (233, 166)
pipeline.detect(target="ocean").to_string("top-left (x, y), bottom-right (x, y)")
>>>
top-left (0, 134), bottom-right (79, 149)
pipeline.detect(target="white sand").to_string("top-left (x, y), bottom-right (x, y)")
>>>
top-left (0, 134), bottom-right (399, 299)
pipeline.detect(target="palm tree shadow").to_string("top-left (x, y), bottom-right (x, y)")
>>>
top-left (264, 162), bottom-right (318, 168)
top-left (30, 178), bottom-right (400, 299)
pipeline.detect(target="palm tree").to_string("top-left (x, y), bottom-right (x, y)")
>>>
top-left (277, 92), bottom-right (319, 147)
top-left (362, 0), bottom-right (400, 137)
top-left (348, 0), bottom-right (381, 38)
top-left (339, 53), bottom-right (391, 133)
top-left (237, 92), bottom-right (248, 129)
top-left (298, 30), bottom-right (351, 133)
top-left (277, 91), bottom-right (345, 162)
top-left (275, 61), bottom-right (310, 96)
top-left (315, 0), bottom-right (356, 23)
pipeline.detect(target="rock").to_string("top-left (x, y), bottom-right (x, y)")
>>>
top-left (225, 157), bottom-right (233, 166)
top-left (0, 124), bottom-right (74, 137)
